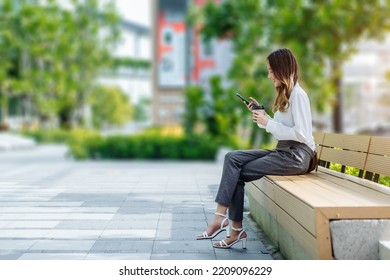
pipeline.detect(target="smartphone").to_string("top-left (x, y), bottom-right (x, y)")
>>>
top-left (236, 93), bottom-right (250, 105)
top-left (236, 93), bottom-right (265, 110)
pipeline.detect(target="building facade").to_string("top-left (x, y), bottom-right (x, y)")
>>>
top-left (99, 19), bottom-right (151, 105)
top-left (152, 0), bottom-right (233, 126)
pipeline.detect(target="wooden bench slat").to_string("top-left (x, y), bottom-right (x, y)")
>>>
top-left (365, 154), bottom-right (390, 177)
top-left (246, 182), bottom-right (320, 259)
top-left (369, 136), bottom-right (390, 156)
top-left (254, 176), bottom-right (276, 200)
top-left (319, 206), bottom-right (390, 219)
top-left (322, 133), bottom-right (370, 151)
top-left (320, 147), bottom-right (367, 169)
top-left (276, 206), bottom-right (319, 258)
top-left (266, 176), bottom-right (339, 207)
top-left (275, 175), bottom-right (380, 207)
top-left (247, 183), bottom-right (277, 219)
top-left (313, 131), bottom-right (325, 158)
top-left (274, 185), bottom-right (316, 235)
top-left (313, 172), bottom-right (390, 204)
top-left (302, 174), bottom-right (390, 206)
top-left (313, 131), bottom-right (325, 145)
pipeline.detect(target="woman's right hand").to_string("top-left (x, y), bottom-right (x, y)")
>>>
top-left (246, 97), bottom-right (260, 111)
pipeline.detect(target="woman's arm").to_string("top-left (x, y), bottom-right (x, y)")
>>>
top-left (265, 90), bottom-right (312, 143)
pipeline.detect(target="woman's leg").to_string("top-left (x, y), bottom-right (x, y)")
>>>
top-left (228, 148), bottom-right (309, 221)
top-left (196, 204), bottom-right (228, 239)
top-left (198, 150), bottom-right (271, 239)
top-left (215, 149), bottom-right (272, 207)
top-left (214, 148), bottom-right (310, 246)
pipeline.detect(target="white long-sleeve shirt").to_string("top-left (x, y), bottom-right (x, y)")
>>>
top-left (258, 82), bottom-right (315, 151)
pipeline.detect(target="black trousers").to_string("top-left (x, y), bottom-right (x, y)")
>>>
top-left (215, 140), bottom-right (314, 221)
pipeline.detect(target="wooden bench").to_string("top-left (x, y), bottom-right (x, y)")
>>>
top-left (245, 132), bottom-right (390, 259)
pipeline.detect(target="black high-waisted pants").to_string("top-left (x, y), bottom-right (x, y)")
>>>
top-left (215, 140), bottom-right (314, 221)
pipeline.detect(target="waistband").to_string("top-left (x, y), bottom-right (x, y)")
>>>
top-left (276, 140), bottom-right (314, 157)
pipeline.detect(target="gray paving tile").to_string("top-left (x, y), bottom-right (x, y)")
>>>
top-left (85, 253), bottom-right (151, 260)
top-left (90, 240), bottom-right (154, 253)
top-left (100, 229), bottom-right (156, 239)
top-left (153, 240), bottom-right (214, 253)
top-left (18, 253), bottom-right (87, 260)
top-left (0, 253), bottom-right (23, 260)
top-left (0, 240), bottom-right (36, 250)
top-left (29, 240), bottom-right (95, 251)
top-left (0, 229), bottom-right (50, 238)
top-left (0, 145), bottom-right (276, 260)
top-left (0, 221), bottom-right (11, 227)
top-left (105, 222), bottom-right (158, 230)
top-left (155, 229), bottom-right (204, 241)
top-left (4, 221), bottom-right (60, 229)
top-left (157, 220), bottom-right (205, 230)
top-left (45, 229), bottom-right (103, 239)
top-left (159, 213), bottom-right (205, 221)
top-left (55, 220), bottom-right (109, 230)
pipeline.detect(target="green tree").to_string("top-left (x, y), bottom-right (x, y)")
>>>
top-left (183, 85), bottom-right (204, 136)
top-left (188, 0), bottom-right (274, 147)
top-left (202, 75), bottom-right (240, 140)
top-left (0, 0), bottom-right (120, 129)
top-left (133, 96), bottom-right (151, 122)
top-left (268, 0), bottom-right (390, 132)
top-left (381, 70), bottom-right (390, 107)
top-left (183, 76), bottom-right (240, 145)
top-left (190, 0), bottom-right (390, 133)
top-left (88, 85), bottom-right (133, 129)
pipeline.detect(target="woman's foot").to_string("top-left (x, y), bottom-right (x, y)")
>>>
top-left (197, 212), bottom-right (229, 240)
top-left (213, 227), bottom-right (247, 249)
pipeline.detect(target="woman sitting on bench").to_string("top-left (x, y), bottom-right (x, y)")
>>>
top-left (197, 48), bottom-right (316, 249)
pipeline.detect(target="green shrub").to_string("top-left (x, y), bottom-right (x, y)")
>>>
top-left (23, 129), bottom-right (71, 143)
top-left (67, 129), bottom-right (103, 159)
top-left (379, 176), bottom-right (390, 187)
top-left (66, 130), bottom-right (232, 160)
top-left (329, 163), bottom-right (389, 187)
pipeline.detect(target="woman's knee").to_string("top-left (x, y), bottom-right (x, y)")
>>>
top-left (224, 151), bottom-right (239, 162)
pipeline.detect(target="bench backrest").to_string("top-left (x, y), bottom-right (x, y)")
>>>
top-left (313, 132), bottom-right (390, 183)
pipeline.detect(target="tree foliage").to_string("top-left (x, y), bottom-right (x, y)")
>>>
top-left (189, 0), bottom-right (390, 132)
top-left (89, 85), bottom-right (133, 129)
top-left (0, 0), bottom-right (121, 129)
top-left (183, 76), bottom-right (240, 145)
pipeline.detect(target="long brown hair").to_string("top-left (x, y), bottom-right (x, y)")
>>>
top-left (267, 48), bottom-right (298, 113)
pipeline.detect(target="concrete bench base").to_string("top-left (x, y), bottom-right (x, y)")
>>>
top-left (330, 220), bottom-right (390, 259)
top-left (380, 241), bottom-right (390, 260)
top-left (247, 191), bottom-right (313, 260)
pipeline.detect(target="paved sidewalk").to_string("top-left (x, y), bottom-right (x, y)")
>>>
top-left (0, 144), bottom-right (277, 260)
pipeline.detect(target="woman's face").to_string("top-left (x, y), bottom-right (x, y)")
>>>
top-left (267, 62), bottom-right (281, 87)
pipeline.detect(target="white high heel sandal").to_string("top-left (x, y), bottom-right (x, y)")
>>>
top-left (197, 212), bottom-right (230, 240)
top-left (213, 227), bottom-right (247, 249)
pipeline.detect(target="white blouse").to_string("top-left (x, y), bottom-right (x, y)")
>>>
top-left (258, 82), bottom-right (315, 151)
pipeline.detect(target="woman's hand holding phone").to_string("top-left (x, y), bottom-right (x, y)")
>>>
top-left (247, 97), bottom-right (260, 111)
top-left (236, 93), bottom-right (264, 111)
top-left (245, 97), bottom-right (268, 126)
top-left (252, 109), bottom-right (269, 126)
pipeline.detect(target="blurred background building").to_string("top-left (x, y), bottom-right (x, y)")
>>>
top-left (99, 0), bottom-right (151, 105)
top-left (99, 20), bottom-right (150, 105)
top-left (342, 36), bottom-right (390, 135)
top-left (152, 0), bottom-right (233, 126)
top-left (3, 0), bottom-right (389, 135)
top-left (151, 0), bottom-right (389, 134)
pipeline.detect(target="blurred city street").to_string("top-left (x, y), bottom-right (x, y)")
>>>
top-left (1, 0), bottom-right (389, 265)
top-left (0, 140), bottom-right (275, 260)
